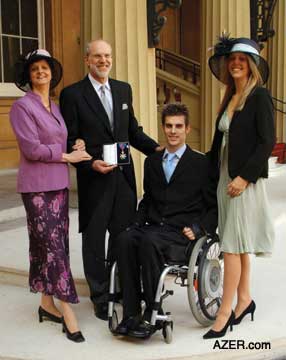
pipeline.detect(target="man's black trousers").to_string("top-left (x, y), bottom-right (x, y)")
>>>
top-left (82, 168), bottom-right (136, 305)
top-left (116, 225), bottom-right (190, 319)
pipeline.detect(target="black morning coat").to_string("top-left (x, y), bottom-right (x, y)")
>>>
top-left (209, 86), bottom-right (275, 184)
top-left (134, 146), bottom-right (218, 238)
top-left (59, 76), bottom-right (158, 232)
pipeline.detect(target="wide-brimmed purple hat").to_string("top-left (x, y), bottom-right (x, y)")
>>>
top-left (14, 49), bottom-right (63, 92)
top-left (208, 34), bottom-right (269, 84)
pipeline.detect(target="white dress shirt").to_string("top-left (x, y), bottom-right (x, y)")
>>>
top-left (88, 73), bottom-right (113, 112)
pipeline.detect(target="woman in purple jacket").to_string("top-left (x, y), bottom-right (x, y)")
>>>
top-left (10, 49), bottom-right (91, 343)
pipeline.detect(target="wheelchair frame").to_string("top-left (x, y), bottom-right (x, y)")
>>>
top-left (108, 234), bottom-right (223, 343)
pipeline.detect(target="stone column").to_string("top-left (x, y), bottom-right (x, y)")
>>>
top-left (268, 1), bottom-right (286, 143)
top-left (200, 0), bottom-right (250, 151)
top-left (81, 0), bottom-right (158, 195)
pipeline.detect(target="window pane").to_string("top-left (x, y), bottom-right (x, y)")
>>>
top-left (22, 39), bottom-right (38, 56)
top-left (21, 0), bottom-right (38, 37)
top-left (0, 43), bottom-right (2, 82)
top-left (3, 36), bottom-right (20, 82)
top-left (1, 0), bottom-right (20, 35)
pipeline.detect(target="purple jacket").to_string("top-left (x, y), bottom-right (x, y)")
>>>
top-left (10, 91), bottom-right (70, 193)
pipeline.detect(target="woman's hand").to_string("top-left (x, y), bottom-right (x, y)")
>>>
top-left (227, 176), bottom-right (249, 197)
top-left (72, 138), bottom-right (86, 151)
top-left (62, 150), bottom-right (92, 163)
top-left (182, 227), bottom-right (196, 241)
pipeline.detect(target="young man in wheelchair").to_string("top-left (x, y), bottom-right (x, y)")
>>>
top-left (115, 103), bottom-right (218, 338)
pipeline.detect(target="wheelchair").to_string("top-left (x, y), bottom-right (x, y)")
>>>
top-left (108, 233), bottom-right (223, 344)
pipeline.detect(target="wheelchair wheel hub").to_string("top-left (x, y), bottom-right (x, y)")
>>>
top-left (201, 259), bottom-right (222, 298)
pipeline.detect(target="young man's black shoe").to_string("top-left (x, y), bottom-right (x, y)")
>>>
top-left (143, 308), bottom-right (164, 330)
top-left (115, 316), bottom-right (140, 336)
top-left (128, 320), bottom-right (155, 339)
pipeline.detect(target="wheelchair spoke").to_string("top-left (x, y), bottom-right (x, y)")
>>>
top-left (204, 298), bottom-right (218, 309)
top-left (206, 242), bottom-right (220, 260)
top-left (215, 297), bottom-right (222, 307)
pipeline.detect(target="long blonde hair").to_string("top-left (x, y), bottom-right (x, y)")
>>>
top-left (219, 54), bottom-right (263, 114)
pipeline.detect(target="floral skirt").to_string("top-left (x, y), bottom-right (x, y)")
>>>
top-left (22, 189), bottom-right (79, 303)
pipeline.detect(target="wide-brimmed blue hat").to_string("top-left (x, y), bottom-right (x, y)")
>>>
top-left (208, 34), bottom-right (269, 84)
top-left (14, 49), bottom-right (63, 92)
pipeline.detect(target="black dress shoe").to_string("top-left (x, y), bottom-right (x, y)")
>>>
top-left (94, 303), bottom-right (108, 321)
top-left (62, 319), bottom-right (85, 343)
top-left (115, 317), bottom-right (139, 336)
top-left (203, 311), bottom-right (235, 339)
top-left (233, 300), bottom-right (256, 325)
top-left (38, 306), bottom-right (62, 323)
top-left (128, 320), bottom-right (154, 339)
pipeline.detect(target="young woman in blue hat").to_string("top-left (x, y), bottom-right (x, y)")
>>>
top-left (204, 36), bottom-right (275, 339)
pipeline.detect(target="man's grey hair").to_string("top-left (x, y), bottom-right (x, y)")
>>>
top-left (86, 39), bottom-right (112, 56)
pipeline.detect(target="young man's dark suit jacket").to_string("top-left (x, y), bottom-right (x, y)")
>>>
top-left (60, 75), bottom-right (158, 305)
top-left (135, 145), bottom-right (218, 237)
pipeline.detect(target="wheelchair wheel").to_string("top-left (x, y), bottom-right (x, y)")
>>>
top-left (187, 235), bottom-right (223, 326)
top-left (162, 321), bottom-right (173, 344)
top-left (108, 310), bottom-right (118, 334)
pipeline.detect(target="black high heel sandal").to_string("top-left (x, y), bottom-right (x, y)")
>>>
top-left (38, 306), bottom-right (62, 323)
top-left (62, 319), bottom-right (85, 343)
top-left (203, 311), bottom-right (235, 339)
top-left (233, 300), bottom-right (256, 325)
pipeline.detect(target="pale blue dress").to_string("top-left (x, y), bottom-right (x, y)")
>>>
top-left (217, 111), bottom-right (275, 256)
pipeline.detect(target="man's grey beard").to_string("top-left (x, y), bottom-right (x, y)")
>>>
top-left (89, 64), bottom-right (112, 79)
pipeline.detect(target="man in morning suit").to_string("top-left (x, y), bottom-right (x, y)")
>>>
top-left (59, 40), bottom-right (159, 320)
top-left (115, 103), bottom-right (218, 338)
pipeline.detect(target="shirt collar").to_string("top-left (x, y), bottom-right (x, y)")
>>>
top-left (25, 90), bottom-right (58, 115)
top-left (26, 90), bottom-right (41, 100)
top-left (163, 144), bottom-right (186, 160)
top-left (26, 90), bottom-right (54, 107)
top-left (88, 73), bottom-right (111, 91)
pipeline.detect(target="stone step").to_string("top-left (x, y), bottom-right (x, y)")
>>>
top-left (0, 206), bottom-right (25, 223)
top-left (269, 163), bottom-right (286, 177)
top-left (0, 266), bottom-right (89, 297)
top-left (0, 208), bottom-right (89, 296)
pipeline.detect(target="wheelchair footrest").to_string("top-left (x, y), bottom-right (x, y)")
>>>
top-left (161, 290), bottom-right (174, 301)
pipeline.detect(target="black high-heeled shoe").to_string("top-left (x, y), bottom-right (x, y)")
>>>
top-left (62, 319), bottom-right (85, 343)
top-left (203, 311), bottom-right (235, 339)
top-left (38, 306), bottom-right (62, 323)
top-left (233, 300), bottom-right (256, 325)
